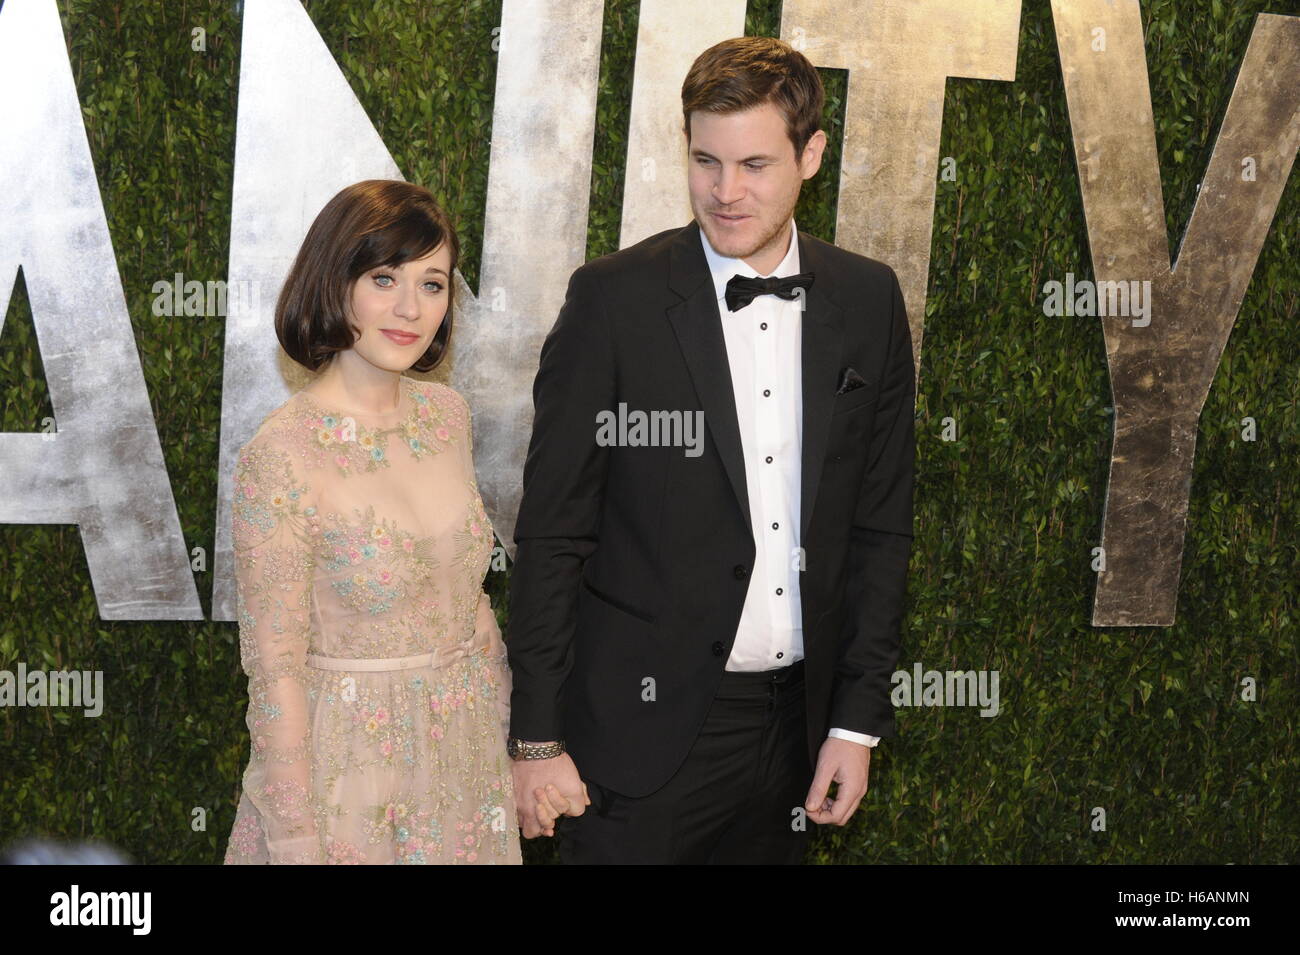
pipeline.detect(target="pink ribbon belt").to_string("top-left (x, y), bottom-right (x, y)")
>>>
top-left (306, 628), bottom-right (491, 672)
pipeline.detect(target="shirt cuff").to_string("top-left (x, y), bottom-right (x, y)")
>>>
top-left (828, 727), bottom-right (880, 747)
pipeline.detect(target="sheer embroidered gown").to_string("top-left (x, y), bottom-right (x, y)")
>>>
top-left (223, 375), bottom-right (521, 864)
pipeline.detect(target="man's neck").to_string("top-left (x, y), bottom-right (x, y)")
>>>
top-left (739, 216), bottom-right (794, 276)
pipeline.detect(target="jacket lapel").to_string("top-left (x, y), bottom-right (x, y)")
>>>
top-left (667, 222), bottom-right (752, 529)
top-left (665, 220), bottom-right (845, 541)
top-left (796, 230), bottom-right (845, 540)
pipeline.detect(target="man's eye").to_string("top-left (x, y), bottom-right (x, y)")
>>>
top-left (744, 163), bottom-right (764, 171)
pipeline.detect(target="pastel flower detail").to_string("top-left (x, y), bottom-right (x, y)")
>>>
top-left (224, 380), bottom-right (516, 865)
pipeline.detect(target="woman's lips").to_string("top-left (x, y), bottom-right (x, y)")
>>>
top-left (381, 329), bottom-right (419, 345)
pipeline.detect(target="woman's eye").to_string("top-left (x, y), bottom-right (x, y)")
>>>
top-left (374, 273), bottom-right (394, 286)
top-left (423, 281), bottom-right (444, 293)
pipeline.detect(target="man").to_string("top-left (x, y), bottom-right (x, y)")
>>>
top-left (505, 35), bottom-right (914, 864)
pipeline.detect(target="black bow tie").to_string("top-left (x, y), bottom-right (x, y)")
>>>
top-left (724, 272), bottom-right (815, 312)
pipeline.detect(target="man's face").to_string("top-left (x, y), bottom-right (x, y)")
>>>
top-left (685, 101), bottom-right (825, 275)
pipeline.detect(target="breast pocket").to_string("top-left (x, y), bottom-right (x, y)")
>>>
top-left (826, 386), bottom-right (878, 462)
top-left (831, 384), bottom-right (878, 417)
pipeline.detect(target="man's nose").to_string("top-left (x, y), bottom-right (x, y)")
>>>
top-left (713, 166), bottom-right (745, 205)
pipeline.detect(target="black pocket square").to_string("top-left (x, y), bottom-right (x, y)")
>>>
top-left (836, 367), bottom-right (867, 396)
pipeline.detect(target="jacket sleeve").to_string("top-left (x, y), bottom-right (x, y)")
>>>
top-left (829, 265), bottom-right (916, 738)
top-left (506, 266), bottom-right (615, 741)
top-left (231, 435), bottom-right (324, 864)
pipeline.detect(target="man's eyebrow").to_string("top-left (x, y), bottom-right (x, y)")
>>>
top-left (689, 148), bottom-right (779, 163)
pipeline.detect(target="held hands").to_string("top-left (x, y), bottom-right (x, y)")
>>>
top-left (511, 749), bottom-right (590, 838)
top-left (804, 736), bottom-right (872, 826)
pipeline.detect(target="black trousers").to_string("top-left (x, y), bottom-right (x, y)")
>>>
top-left (558, 660), bottom-right (813, 864)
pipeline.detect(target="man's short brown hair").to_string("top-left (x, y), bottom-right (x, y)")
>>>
top-left (275, 179), bottom-right (460, 374)
top-left (681, 36), bottom-right (825, 157)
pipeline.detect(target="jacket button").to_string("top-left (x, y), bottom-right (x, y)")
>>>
top-left (733, 564), bottom-right (748, 579)
top-left (711, 641), bottom-right (726, 656)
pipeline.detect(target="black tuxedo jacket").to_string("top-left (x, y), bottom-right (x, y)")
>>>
top-left (506, 219), bottom-right (915, 797)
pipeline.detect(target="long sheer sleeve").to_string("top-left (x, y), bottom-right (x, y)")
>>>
top-left (475, 591), bottom-right (505, 659)
top-left (231, 435), bottom-right (324, 864)
top-left (454, 383), bottom-right (511, 736)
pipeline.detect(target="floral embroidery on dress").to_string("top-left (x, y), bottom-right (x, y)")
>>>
top-left (294, 377), bottom-right (465, 476)
top-left (224, 815), bottom-right (263, 863)
top-left (454, 783), bottom-right (514, 863)
top-left (224, 377), bottom-right (519, 865)
top-left (326, 837), bottom-right (367, 865)
top-left (452, 486), bottom-right (493, 573)
top-left (318, 504), bottom-right (440, 616)
top-left (363, 799), bottom-right (441, 864)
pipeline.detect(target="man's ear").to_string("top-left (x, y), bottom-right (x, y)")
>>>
top-left (799, 129), bottom-right (828, 180)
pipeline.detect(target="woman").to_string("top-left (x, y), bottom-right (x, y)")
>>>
top-left (223, 180), bottom-right (521, 863)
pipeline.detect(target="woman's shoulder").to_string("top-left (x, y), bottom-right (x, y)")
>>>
top-left (233, 392), bottom-right (329, 488)
top-left (231, 405), bottom-right (316, 552)
top-left (238, 393), bottom-right (311, 455)
top-left (408, 377), bottom-right (472, 433)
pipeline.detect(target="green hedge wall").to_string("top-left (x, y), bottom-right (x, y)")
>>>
top-left (0, 0), bottom-right (1296, 864)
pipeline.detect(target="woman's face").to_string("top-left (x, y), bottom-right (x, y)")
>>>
top-left (345, 241), bottom-right (452, 371)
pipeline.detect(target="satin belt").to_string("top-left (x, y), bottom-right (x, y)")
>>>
top-left (306, 628), bottom-right (491, 672)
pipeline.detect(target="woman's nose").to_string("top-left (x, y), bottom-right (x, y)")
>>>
top-left (393, 284), bottom-right (419, 320)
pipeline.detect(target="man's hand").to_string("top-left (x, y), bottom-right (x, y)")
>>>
top-left (511, 748), bottom-right (590, 838)
top-left (804, 737), bottom-right (872, 826)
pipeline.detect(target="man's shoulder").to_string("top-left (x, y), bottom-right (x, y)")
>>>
top-left (799, 228), bottom-right (897, 285)
top-left (570, 222), bottom-right (688, 286)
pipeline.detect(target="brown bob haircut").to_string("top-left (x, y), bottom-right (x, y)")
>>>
top-left (681, 36), bottom-right (825, 158)
top-left (276, 179), bottom-right (460, 374)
